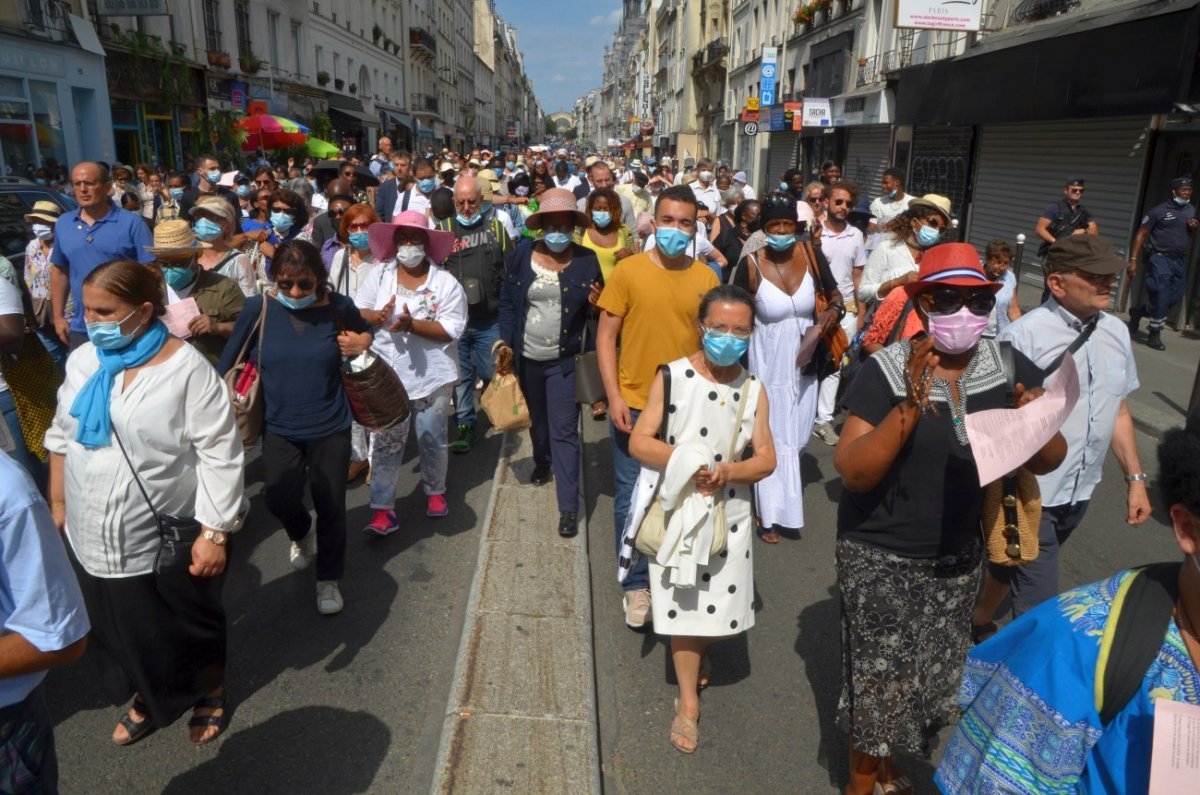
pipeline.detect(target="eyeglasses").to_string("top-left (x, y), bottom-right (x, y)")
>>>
top-left (347, 221), bottom-right (371, 231)
top-left (276, 278), bottom-right (316, 292)
top-left (918, 287), bottom-right (997, 317)
top-left (702, 324), bottom-right (752, 339)
top-left (804, 196), bottom-right (822, 204)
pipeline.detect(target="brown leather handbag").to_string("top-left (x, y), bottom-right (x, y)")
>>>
top-left (801, 240), bottom-right (849, 377)
top-left (340, 347), bottom-right (411, 431)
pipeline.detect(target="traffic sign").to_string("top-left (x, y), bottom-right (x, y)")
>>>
top-left (743, 121), bottom-right (758, 137)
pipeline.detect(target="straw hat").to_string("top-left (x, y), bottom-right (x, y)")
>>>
top-left (524, 188), bottom-right (588, 231)
top-left (145, 219), bottom-right (211, 259)
top-left (23, 200), bottom-right (61, 225)
top-left (367, 210), bottom-right (455, 264)
top-left (190, 194), bottom-right (235, 224)
top-left (907, 193), bottom-right (952, 224)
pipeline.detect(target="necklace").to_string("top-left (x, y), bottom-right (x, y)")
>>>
top-left (697, 360), bottom-right (737, 405)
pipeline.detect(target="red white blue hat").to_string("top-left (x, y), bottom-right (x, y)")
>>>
top-left (904, 242), bottom-right (1001, 297)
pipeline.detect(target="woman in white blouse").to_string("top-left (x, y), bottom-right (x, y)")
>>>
top-left (45, 260), bottom-right (244, 748)
top-left (192, 195), bottom-right (258, 297)
top-left (856, 194), bottom-right (952, 306)
top-left (355, 210), bottom-right (467, 535)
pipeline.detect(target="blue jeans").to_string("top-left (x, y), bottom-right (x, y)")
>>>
top-left (1144, 253), bottom-right (1187, 328)
top-left (368, 384), bottom-right (452, 507)
top-left (610, 410), bottom-right (649, 591)
top-left (455, 316), bottom-right (500, 429)
top-left (0, 389), bottom-right (46, 492)
top-left (519, 357), bottom-right (580, 514)
top-left (36, 327), bottom-right (68, 372)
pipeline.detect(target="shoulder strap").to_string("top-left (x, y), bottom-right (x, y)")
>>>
top-left (401, 188), bottom-right (411, 213)
top-left (1095, 562), bottom-right (1181, 725)
top-left (999, 340), bottom-right (1016, 406)
top-left (232, 295), bottom-right (268, 367)
top-left (727, 375), bottom-right (750, 462)
top-left (1045, 314), bottom-right (1099, 373)
top-left (113, 428), bottom-right (161, 523)
top-left (658, 364), bottom-right (672, 441)
top-left (886, 299), bottom-right (915, 346)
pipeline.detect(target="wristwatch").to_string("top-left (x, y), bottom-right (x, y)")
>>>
top-left (201, 529), bottom-right (229, 546)
top-left (1124, 473), bottom-right (1148, 483)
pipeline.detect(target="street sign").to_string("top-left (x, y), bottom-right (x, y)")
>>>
top-left (760, 47), bottom-right (778, 111)
top-left (743, 121), bottom-right (758, 137)
top-left (746, 97), bottom-right (760, 111)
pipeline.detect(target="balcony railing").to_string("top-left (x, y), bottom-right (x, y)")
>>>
top-left (410, 93), bottom-right (438, 114)
top-left (855, 49), bottom-right (911, 87)
top-left (1011, 0), bottom-right (1082, 24)
top-left (409, 27), bottom-right (436, 63)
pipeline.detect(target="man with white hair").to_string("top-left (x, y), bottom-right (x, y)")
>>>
top-left (734, 171), bottom-right (756, 201)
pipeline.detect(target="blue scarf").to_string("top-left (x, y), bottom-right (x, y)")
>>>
top-left (69, 321), bottom-right (170, 449)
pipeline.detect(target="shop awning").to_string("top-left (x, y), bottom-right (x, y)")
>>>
top-left (330, 107), bottom-right (380, 126)
top-left (328, 94), bottom-right (380, 127)
top-left (386, 111), bottom-right (414, 131)
top-left (895, 0), bottom-right (1200, 125)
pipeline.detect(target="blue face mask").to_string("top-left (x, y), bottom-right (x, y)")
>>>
top-left (887, 188), bottom-right (898, 199)
top-left (349, 231), bottom-right (370, 250)
top-left (169, 187), bottom-right (185, 200)
top-left (916, 223), bottom-right (941, 248)
top-left (1174, 195), bottom-right (1190, 206)
top-left (193, 217), bottom-right (223, 242)
top-left (417, 177), bottom-right (437, 194)
top-left (86, 306), bottom-right (143, 351)
top-left (702, 329), bottom-right (749, 367)
top-left (161, 264), bottom-right (196, 291)
top-left (543, 231), bottom-right (571, 252)
top-left (456, 212), bottom-right (482, 227)
top-left (35, 178), bottom-right (46, 185)
top-left (275, 291), bottom-right (317, 310)
top-left (236, 184), bottom-right (251, 198)
top-left (271, 212), bottom-right (294, 234)
top-left (506, 161), bottom-right (516, 171)
top-left (205, 169), bottom-right (221, 184)
top-left (655, 226), bottom-right (692, 258)
top-left (592, 211), bottom-right (612, 228)
top-left (779, 182), bottom-right (789, 192)
top-left (765, 233), bottom-right (796, 251)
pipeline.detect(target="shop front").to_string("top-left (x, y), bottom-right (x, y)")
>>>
top-left (328, 94), bottom-right (380, 158)
top-left (832, 88), bottom-right (895, 197)
top-left (106, 49), bottom-right (205, 171)
top-left (0, 27), bottom-right (112, 178)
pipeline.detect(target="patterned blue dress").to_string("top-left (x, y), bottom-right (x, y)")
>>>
top-left (936, 568), bottom-right (1200, 794)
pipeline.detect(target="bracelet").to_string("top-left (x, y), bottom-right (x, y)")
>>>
top-left (1124, 473), bottom-right (1148, 483)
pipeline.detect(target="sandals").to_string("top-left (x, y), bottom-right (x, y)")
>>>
top-left (971, 621), bottom-right (999, 645)
top-left (874, 775), bottom-right (914, 795)
top-left (113, 698), bottom-right (156, 746)
top-left (188, 693), bottom-right (229, 746)
top-left (669, 698), bottom-right (700, 754)
top-left (698, 654), bottom-right (712, 692)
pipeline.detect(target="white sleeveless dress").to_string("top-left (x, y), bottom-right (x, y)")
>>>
top-left (748, 260), bottom-right (818, 531)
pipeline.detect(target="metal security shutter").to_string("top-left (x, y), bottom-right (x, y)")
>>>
top-left (965, 118), bottom-right (1151, 273)
top-left (843, 125), bottom-right (892, 198)
top-left (908, 126), bottom-right (974, 216)
top-left (766, 131), bottom-right (800, 188)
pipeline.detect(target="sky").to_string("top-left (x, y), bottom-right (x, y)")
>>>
top-left (494, 0), bottom-right (623, 115)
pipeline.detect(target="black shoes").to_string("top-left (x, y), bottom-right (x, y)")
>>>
top-left (531, 465), bottom-right (552, 486)
top-left (558, 512), bottom-right (578, 537)
top-left (1146, 330), bottom-right (1166, 351)
top-left (1127, 306), bottom-right (1142, 336)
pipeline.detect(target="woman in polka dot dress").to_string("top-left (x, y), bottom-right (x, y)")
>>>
top-left (627, 286), bottom-right (776, 753)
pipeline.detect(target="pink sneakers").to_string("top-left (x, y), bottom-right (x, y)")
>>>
top-left (426, 494), bottom-right (448, 517)
top-left (364, 509), bottom-right (399, 536)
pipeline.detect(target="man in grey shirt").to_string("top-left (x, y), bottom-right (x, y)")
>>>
top-left (972, 236), bottom-right (1152, 634)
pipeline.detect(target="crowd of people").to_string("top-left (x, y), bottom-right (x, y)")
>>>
top-left (0, 140), bottom-right (1197, 795)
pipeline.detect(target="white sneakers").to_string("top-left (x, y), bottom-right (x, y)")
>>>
top-left (289, 515), bottom-right (317, 571)
top-left (812, 422), bottom-right (841, 446)
top-left (316, 581), bottom-right (343, 615)
top-left (624, 589), bottom-right (652, 629)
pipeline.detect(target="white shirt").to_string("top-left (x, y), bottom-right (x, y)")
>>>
top-left (393, 187), bottom-right (432, 219)
top-left (858, 236), bottom-right (918, 304)
top-left (999, 302), bottom-right (1139, 507)
top-left (44, 342), bottom-right (244, 577)
top-left (739, 183), bottom-right (757, 201)
top-left (868, 193), bottom-right (915, 227)
top-left (553, 174), bottom-right (581, 191)
top-left (820, 220), bottom-right (867, 305)
top-left (691, 182), bottom-right (725, 216)
top-left (354, 262), bottom-right (468, 401)
top-left (0, 277), bottom-right (22, 393)
top-left (312, 192), bottom-right (329, 212)
top-left (328, 247), bottom-right (378, 299)
top-left (494, 208), bottom-right (518, 241)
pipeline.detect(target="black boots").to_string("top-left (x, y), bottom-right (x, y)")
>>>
top-left (1146, 329), bottom-right (1166, 350)
top-left (558, 512), bottom-right (578, 537)
top-left (1127, 306), bottom-right (1142, 336)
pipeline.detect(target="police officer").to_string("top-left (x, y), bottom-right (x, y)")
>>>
top-left (1129, 176), bottom-right (1199, 350)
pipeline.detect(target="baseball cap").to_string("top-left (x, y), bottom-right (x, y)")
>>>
top-left (1043, 235), bottom-right (1125, 275)
top-left (733, 171), bottom-right (748, 183)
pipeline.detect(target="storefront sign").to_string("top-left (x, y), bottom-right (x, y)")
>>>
top-left (0, 46), bottom-right (65, 77)
top-left (97, 0), bottom-right (168, 14)
top-left (747, 97), bottom-right (760, 112)
top-left (803, 98), bottom-right (832, 128)
top-left (740, 109), bottom-right (759, 122)
top-left (767, 105), bottom-right (787, 132)
top-left (895, 0), bottom-right (983, 31)
top-left (784, 102), bottom-right (803, 131)
top-left (231, 83), bottom-right (246, 113)
top-left (759, 48), bottom-right (778, 107)
top-left (742, 121), bottom-right (758, 137)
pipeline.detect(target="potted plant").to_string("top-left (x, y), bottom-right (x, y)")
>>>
top-left (217, 52), bottom-right (232, 69)
top-left (813, 0), bottom-right (832, 23)
top-left (239, 52), bottom-right (264, 74)
top-left (793, 4), bottom-right (814, 30)
top-left (317, 70), bottom-right (331, 86)
top-left (335, 78), bottom-right (345, 90)
top-left (207, 50), bottom-right (221, 66)
top-left (382, 36), bottom-right (391, 51)
top-left (349, 83), bottom-right (357, 94)
top-left (372, 23), bottom-right (382, 43)
top-left (392, 42), bottom-right (400, 55)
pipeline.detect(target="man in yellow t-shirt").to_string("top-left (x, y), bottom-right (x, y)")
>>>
top-left (596, 185), bottom-right (719, 629)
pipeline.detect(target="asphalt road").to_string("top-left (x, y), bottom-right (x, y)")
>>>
top-left (45, 429), bottom-right (503, 794)
top-left (586, 416), bottom-right (1179, 794)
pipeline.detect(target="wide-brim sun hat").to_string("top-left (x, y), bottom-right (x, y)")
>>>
top-left (368, 210), bottom-right (455, 264)
top-left (23, 200), bottom-right (61, 225)
top-left (904, 242), bottom-right (1002, 298)
top-left (145, 219), bottom-right (211, 259)
top-left (190, 194), bottom-right (236, 224)
top-left (524, 188), bottom-right (589, 231)
top-left (907, 193), bottom-right (952, 224)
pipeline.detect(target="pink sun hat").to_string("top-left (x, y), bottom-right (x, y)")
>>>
top-left (368, 210), bottom-right (456, 264)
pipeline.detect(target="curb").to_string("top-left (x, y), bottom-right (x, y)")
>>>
top-left (430, 429), bottom-right (601, 794)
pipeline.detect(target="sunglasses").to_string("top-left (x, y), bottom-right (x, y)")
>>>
top-left (804, 196), bottom-right (822, 204)
top-left (829, 198), bottom-right (851, 207)
top-left (276, 279), bottom-right (316, 292)
top-left (923, 217), bottom-right (946, 231)
top-left (1067, 187), bottom-right (1085, 194)
top-left (328, 207), bottom-right (348, 218)
top-left (918, 287), bottom-right (996, 317)
top-left (271, 206), bottom-right (292, 213)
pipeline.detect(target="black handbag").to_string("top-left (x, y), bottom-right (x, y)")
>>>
top-left (574, 318), bottom-right (605, 405)
top-left (114, 430), bottom-right (203, 575)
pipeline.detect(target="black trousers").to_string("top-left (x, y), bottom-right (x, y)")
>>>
top-left (0, 685), bottom-right (58, 794)
top-left (262, 428), bottom-right (351, 582)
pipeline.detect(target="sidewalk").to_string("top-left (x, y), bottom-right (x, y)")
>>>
top-left (430, 428), bottom-right (601, 794)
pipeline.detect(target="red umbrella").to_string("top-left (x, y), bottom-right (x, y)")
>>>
top-left (237, 114), bottom-right (309, 152)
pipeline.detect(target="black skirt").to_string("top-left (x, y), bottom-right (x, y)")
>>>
top-left (69, 547), bottom-right (227, 728)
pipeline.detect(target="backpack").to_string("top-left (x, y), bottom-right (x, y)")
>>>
top-left (1038, 199), bottom-right (1088, 257)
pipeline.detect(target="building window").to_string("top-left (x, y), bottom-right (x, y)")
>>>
top-left (235, 1), bottom-right (251, 59)
top-left (268, 12), bottom-right (280, 68)
top-left (292, 22), bottom-right (302, 74)
top-left (203, 0), bottom-right (222, 54)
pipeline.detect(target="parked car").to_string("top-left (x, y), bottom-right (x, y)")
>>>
top-left (0, 178), bottom-right (76, 270)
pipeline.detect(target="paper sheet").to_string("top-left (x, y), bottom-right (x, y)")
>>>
top-left (163, 297), bottom-right (201, 339)
top-left (795, 326), bottom-right (823, 368)
top-left (1150, 698), bottom-right (1200, 793)
top-left (964, 353), bottom-right (1079, 486)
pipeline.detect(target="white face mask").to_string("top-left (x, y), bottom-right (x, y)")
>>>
top-left (32, 223), bottom-right (54, 241)
top-left (396, 245), bottom-right (426, 269)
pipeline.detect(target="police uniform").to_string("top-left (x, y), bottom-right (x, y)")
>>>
top-left (1131, 176), bottom-right (1196, 347)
